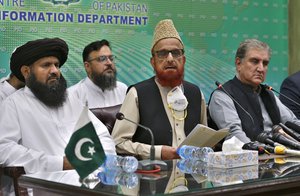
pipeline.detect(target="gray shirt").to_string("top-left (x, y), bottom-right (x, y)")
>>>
top-left (209, 90), bottom-right (300, 143)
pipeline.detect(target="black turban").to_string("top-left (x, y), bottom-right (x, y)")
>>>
top-left (10, 38), bottom-right (69, 82)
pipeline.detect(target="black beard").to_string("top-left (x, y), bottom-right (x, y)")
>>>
top-left (91, 70), bottom-right (117, 91)
top-left (27, 73), bottom-right (67, 108)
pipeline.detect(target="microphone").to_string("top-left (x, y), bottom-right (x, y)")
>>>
top-left (215, 81), bottom-right (255, 125)
top-left (272, 125), bottom-right (299, 143)
top-left (274, 145), bottom-right (300, 156)
top-left (272, 132), bottom-right (300, 150)
top-left (242, 141), bottom-right (274, 154)
top-left (262, 84), bottom-right (300, 107)
top-left (115, 112), bottom-right (167, 171)
top-left (256, 132), bottom-right (282, 147)
top-left (285, 121), bottom-right (300, 134)
top-left (116, 112), bottom-right (155, 162)
top-left (279, 123), bottom-right (300, 142)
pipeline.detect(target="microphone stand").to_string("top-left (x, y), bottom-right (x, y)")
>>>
top-left (116, 113), bottom-right (167, 171)
top-left (215, 81), bottom-right (255, 125)
top-left (262, 84), bottom-right (300, 107)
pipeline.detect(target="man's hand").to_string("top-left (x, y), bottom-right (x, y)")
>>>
top-left (63, 156), bottom-right (73, 170)
top-left (161, 146), bottom-right (180, 160)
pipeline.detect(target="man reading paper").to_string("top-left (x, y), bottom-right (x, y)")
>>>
top-left (112, 19), bottom-right (207, 160)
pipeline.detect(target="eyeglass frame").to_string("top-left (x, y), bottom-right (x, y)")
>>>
top-left (152, 49), bottom-right (185, 59)
top-left (86, 55), bottom-right (117, 63)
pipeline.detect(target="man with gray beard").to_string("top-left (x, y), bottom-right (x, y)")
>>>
top-left (0, 38), bottom-right (116, 175)
top-left (68, 39), bottom-right (127, 133)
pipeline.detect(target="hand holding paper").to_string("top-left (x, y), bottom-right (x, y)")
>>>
top-left (179, 124), bottom-right (229, 148)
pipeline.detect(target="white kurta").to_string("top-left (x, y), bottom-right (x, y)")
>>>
top-left (112, 79), bottom-right (207, 160)
top-left (68, 77), bottom-right (127, 108)
top-left (0, 76), bottom-right (17, 105)
top-left (0, 86), bottom-right (116, 174)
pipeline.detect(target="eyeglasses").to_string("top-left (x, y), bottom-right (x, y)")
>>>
top-left (87, 55), bottom-right (117, 63)
top-left (153, 49), bottom-right (184, 59)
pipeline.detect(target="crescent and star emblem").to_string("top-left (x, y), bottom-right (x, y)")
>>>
top-left (74, 138), bottom-right (96, 161)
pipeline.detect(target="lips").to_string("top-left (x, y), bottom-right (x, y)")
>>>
top-left (48, 77), bottom-right (58, 81)
top-left (104, 68), bottom-right (114, 74)
top-left (164, 65), bottom-right (177, 70)
top-left (254, 74), bottom-right (263, 80)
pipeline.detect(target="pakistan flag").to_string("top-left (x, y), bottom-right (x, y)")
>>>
top-left (65, 107), bottom-right (106, 179)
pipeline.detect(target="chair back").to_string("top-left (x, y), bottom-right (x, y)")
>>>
top-left (90, 104), bottom-right (121, 134)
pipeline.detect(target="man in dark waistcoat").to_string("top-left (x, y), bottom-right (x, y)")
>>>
top-left (112, 19), bottom-right (207, 160)
top-left (208, 39), bottom-right (300, 144)
top-left (280, 71), bottom-right (300, 119)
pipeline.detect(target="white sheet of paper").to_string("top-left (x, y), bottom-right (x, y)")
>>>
top-left (179, 124), bottom-right (229, 148)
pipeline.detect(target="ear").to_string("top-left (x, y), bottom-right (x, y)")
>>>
top-left (20, 65), bottom-right (30, 81)
top-left (182, 55), bottom-right (186, 65)
top-left (235, 57), bottom-right (241, 71)
top-left (84, 62), bottom-right (92, 77)
top-left (150, 57), bottom-right (155, 69)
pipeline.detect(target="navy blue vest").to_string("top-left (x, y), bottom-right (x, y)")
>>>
top-left (214, 77), bottom-right (280, 140)
top-left (129, 77), bottom-right (202, 145)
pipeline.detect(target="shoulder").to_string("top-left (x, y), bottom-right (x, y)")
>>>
top-left (2, 88), bottom-right (26, 106)
top-left (116, 81), bottom-right (128, 89)
top-left (67, 78), bottom-right (88, 98)
top-left (65, 91), bottom-right (86, 107)
top-left (134, 78), bottom-right (154, 87)
top-left (0, 76), bottom-right (9, 83)
top-left (129, 77), bottom-right (154, 92)
top-left (285, 71), bottom-right (300, 83)
top-left (209, 89), bottom-right (230, 106)
top-left (183, 80), bottom-right (200, 90)
top-left (126, 86), bottom-right (138, 97)
top-left (68, 78), bottom-right (86, 91)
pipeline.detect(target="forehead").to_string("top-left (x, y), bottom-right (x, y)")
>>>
top-left (90, 45), bottom-right (111, 56)
top-left (153, 38), bottom-right (183, 51)
top-left (245, 48), bottom-right (270, 60)
top-left (32, 56), bottom-right (60, 65)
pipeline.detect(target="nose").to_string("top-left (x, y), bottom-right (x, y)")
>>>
top-left (106, 57), bottom-right (113, 64)
top-left (166, 52), bottom-right (174, 62)
top-left (257, 61), bottom-right (264, 71)
top-left (49, 64), bottom-right (60, 74)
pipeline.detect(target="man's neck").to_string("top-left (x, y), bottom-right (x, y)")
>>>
top-left (155, 76), bottom-right (183, 88)
top-left (8, 76), bottom-right (24, 89)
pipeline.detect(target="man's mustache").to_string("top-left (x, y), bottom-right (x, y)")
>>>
top-left (104, 66), bottom-right (115, 72)
top-left (47, 74), bottom-right (59, 81)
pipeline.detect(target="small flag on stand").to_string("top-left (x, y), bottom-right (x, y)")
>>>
top-left (65, 107), bottom-right (106, 179)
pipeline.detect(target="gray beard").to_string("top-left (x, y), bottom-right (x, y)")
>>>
top-left (91, 71), bottom-right (117, 91)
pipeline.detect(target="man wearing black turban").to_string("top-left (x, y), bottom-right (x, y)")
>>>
top-left (10, 37), bottom-right (68, 83)
top-left (9, 38), bottom-right (69, 107)
top-left (0, 38), bottom-right (116, 176)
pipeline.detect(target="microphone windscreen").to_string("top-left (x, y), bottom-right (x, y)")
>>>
top-left (215, 81), bottom-right (221, 88)
top-left (274, 146), bottom-right (286, 155)
top-left (285, 121), bottom-right (300, 134)
top-left (257, 132), bottom-right (269, 142)
top-left (242, 142), bottom-right (265, 154)
top-left (262, 84), bottom-right (271, 90)
top-left (116, 112), bottom-right (124, 120)
top-left (272, 125), bottom-right (282, 133)
top-left (272, 124), bottom-right (299, 142)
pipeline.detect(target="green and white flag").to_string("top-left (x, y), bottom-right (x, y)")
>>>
top-left (65, 107), bottom-right (106, 179)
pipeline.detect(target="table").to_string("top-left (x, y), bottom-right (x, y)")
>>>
top-left (18, 157), bottom-right (300, 196)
